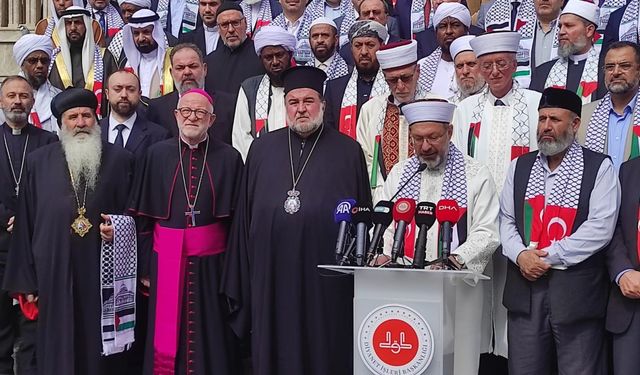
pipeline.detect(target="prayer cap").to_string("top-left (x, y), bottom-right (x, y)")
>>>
top-left (51, 88), bottom-right (98, 120)
top-left (449, 35), bottom-right (475, 60)
top-left (538, 87), bottom-right (581, 117)
top-left (254, 25), bottom-right (297, 55)
top-left (400, 99), bottom-right (456, 125)
top-left (561, 0), bottom-right (599, 26)
top-left (310, 17), bottom-right (338, 32)
top-left (182, 88), bottom-right (214, 105)
top-left (13, 34), bottom-right (54, 67)
top-left (433, 3), bottom-right (471, 28)
top-left (216, 1), bottom-right (243, 18)
top-left (60, 5), bottom-right (91, 18)
top-left (348, 20), bottom-right (388, 42)
top-left (118, 0), bottom-right (152, 7)
top-left (469, 31), bottom-right (520, 57)
top-left (127, 8), bottom-right (160, 25)
top-left (282, 66), bottom-right (327, 96)
top-left (376, 40), bottom-right (418, 70)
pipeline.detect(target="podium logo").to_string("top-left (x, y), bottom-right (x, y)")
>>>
top-left (358, 304), bottom-right (434, 374)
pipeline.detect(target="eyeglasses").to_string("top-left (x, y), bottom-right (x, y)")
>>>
top-left (385, 74), bottom-right (415, 85)
top-left (218, 18), bottom-right (244, 30)
top-left (176, 107), bottom-right (212, 120)
top-left (604, 62), bottom-right (635, 73)
top-left (24, 57), bottom-right (51, 65)
top-left (480, 60), bottom-right (511, 73)
top-left (410, 133), bottom-right (448, 146)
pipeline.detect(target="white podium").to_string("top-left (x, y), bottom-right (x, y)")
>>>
top-left (319, 266), bottom-right (490, 375)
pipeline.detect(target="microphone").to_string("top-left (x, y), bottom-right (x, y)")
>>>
top-left (334, 199), bottom-right (356, 263)
top-left (351, 205), bottom-right (372, 266)
top-left (390, 198), bottom-right (417, 263)
top-left (435, 199), bottom-right (460, 260)
top-left (367, 201), bottom-right (394, 258)
top-left (412, 202), bottom-right (437, 269)
top-left (389, 163), bottom-right (427, 201)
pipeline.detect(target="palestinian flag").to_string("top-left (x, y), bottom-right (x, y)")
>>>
top-left (631, 125), bottom-right (640, 159)
top-left (577, 81), bottom-right (598, 99)
top-left (511, 146), bottom-right (529, 160)
top-left (523, 195), bottom-right (545, 247)
top-left (468, 122), bottom-right (481, 157)
top-left (593, 31), bottom-right (602, 46)
top-left (255, 119), bottom-right (268, 135)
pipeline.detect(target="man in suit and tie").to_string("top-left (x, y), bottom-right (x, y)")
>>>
top-left (178, 0), bottom-right (223, 55)
top-left (102, 70), bottom-right (169, 158)
top-left (607, 157), bottom-right (640, 375)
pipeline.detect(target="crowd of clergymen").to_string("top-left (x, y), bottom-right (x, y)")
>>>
top-left (1, 0), bottom-right (640, 374)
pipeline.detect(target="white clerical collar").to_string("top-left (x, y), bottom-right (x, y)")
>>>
top-left (109, 112), bottom-right (137, 132)
top-left (570, 50), bottom-right (590, 64)
top-left (180, 134), bottom-right (208, 149)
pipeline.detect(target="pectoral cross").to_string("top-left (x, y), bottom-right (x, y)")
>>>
top-left (185, 205), bottom-right (201, 227)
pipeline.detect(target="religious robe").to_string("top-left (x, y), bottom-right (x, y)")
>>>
top-left (114, 48), bottom-right (174, 100)
top-left (204, 39), bottom-right (266, 98)
top-left (417, 48), bottom-right (457, 99)
top-left (452, 85), bottom-right (540, 358)
top-left (3, 142), bottom-right (135, 375)
top-left (128, 137), bottom-right (243, 375)
top-left (222, 126), bottom-right (372, 375)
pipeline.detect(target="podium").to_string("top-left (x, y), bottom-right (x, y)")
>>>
top-left (319, 266), bottom-right (490, 375)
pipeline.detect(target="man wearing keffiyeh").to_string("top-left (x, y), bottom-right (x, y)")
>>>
top-left (500, 87), bottom-right (619, 374)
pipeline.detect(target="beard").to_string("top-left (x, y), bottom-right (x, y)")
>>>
top-left (608, 79), bottom-right (637, 94)
top-left (175, 76), bottom-right (205, 94)
top-left (59, 123), bottom-right (102, 191)
top-left (557, 37), bottom-right (588, 58)
top-left (26, 73), bottom-right (47, 89)
top-left (458, 76), bottom-right (486, 97)
top-left (2, 108), bottom-right (28, 125)
top-left (538, 128), bottom-right (575, 157)
top-left (137, 42), bottom-right (158, 54)
top-left (421, 153), bottom-right (445, 170)
top-left (287, 110), bottom-right (324, 136)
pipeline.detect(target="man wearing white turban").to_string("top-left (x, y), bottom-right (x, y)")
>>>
top-left (7, 34), bottom-right (62, 133)
top-left (118, 0), bottom-right (152, 24)
top-left (232, 25), bottom-right (296, 159)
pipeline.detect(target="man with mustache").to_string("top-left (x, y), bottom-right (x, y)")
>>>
top-left (113, 9), bottom-right (174, 100)
top-left (271, 0), bottom-right (317, 63)
top-left (0, 76), bottom-right (58, 375)
top-left (530, 0), bottom-right (605, 104)
top-left (417, 2), bottom-right (471, 99)
top-left (147, 43), bottom-right (236, 144)
top-left (223, 66), bottom-right (371, 375)
top-left (36, 0), bottom-right (104, 45)
top-left (500, 87), bottom-right (619, 374)
top-left (4, 88), bottom-right (136, 375)
top-left (449, 35), bottom-right (486, 103)
top-left (178, 0), bottom-right (223, 55)
top-left (579, 42), bottom-right (640, 171)
top-left (232, 26), bottom-right (296, 160)
top-left (239, 0), bottom-right (283, 35)
top-left (86, 0), bottom-right (124, 46)
top-left (306, 17), bottom-right (350, 81)
top-left (7, 34), bottom-right (61, 133)
top-left (530, 0), bottom-right (562, 68)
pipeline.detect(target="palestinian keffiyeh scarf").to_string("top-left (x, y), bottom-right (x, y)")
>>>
top-left (620, 0), bottom-right (640, 44)
top-left (271, 12), bottom-right (315, 62)
top-left (155, 0), bottom-right (198, 34)
top-left (108, 30), bottom-right (171, 66)
top-left (410, 0), bottom-right (433, 35)
top-left (523, 141), bottom-right (583, 249)
top-left (254, 74), bottom-right (272, 135)
top-left (305, 0), bottom-right (357, 40)
top-left (241, 0), bottom-right (274, 35)
top-left (339, 68), bottom-right (388, 138)
top-left (305, 53), bottom-right (350, 80)
top-left (417, 47), bottom-right (443, 93)
top-left (585, 92), bottom-right (640, 159)
top-left (544, 46), bottom-right (599, 104)
top-left (466, 82), bottom-right (531, 160)
top-left (100, 215), bottom-right (137, 356)
top-left (86, 3), bottom-right (124, 38)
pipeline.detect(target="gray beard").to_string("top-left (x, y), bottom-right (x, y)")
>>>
top-left (287, 110), bottom-right (324, 136)
top-left (175, 76), bottom-right (205, 94)
top-left (59, 125), bottom-right (103, 191)
top-left (557, 38), bottom-right (588, 59)
top-left (1, 109), bottom-right (28, 125)
top-left (538, 130), bottom-right (575, 157)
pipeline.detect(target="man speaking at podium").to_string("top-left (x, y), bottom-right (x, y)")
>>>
top-left (377, 98), bottom-right (500, 273)
top-left (500, 88), bottom-right (620, 374)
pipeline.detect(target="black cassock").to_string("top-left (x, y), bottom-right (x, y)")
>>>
top-left (127, 137), bottom-right (243, 375)
top-left (204, 39), bottom-right (265, 98)
top-left (3, 142), bottom-right (135, 375)
top-left (222, 126), bottom-right (372, 375)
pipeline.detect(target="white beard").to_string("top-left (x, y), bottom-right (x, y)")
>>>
top-left (59, 125), bottom-right (102, 191)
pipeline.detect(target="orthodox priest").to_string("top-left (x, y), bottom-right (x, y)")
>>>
top-left (128, 88), bottom-right (242, 375)
top-left (233, 25), bottom-right (296, 160)
top-left (530, 0), bottom-right (604, 104)
top-left (3, 88), bottom-right (136, 375)
top-left (222, 66), bottom-right (372, 375)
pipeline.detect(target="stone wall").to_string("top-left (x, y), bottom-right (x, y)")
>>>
top-left (0, 0), bottom-right (45, 81)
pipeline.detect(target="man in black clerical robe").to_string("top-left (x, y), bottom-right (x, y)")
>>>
top-left (0, 76), bottom-right (58, 375)
top-left (203, 2), bottom-right (265, 98)
top-left (3, 88), bottom-right (135, 375)
top-left (128, 88), bottom-right (242, 374)
top-left (223, 66), bottom-right (372, 375)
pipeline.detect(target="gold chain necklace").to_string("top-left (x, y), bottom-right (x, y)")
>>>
top-left (69, 170), bottom-right (91, 237)
top-left (284, 126), bottom-right (323, 214)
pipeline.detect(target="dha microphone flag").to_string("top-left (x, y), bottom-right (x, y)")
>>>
top-left (334, 199), bottom-right (356, 262)
top-left (391, 198), bottom-right (416, 263)
top-left (413, 202), bottom-right (436, 269)
top-left (435, 199), bottom-right (460, 258)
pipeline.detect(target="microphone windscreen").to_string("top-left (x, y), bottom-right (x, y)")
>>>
top-left (435, 199), bottom-right (460, 224)
top-left (334, 199), bottom-right (356, 223)
top-left (392, 198), bottom-right (417, 223)
top-left (372, 200), bottom-right (394, 226)
top-left (351, 205), bottom-right (372, 225)
top-left (415, 202), bottom-right (436, 228)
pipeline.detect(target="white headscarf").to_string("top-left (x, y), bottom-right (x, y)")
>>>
top-left (53, 6), bottom-right (96, 81)
top-left (118, 0), bottom-right (152, 7)
top-left (121, 9), bottom-right (166, 76)
top-left (432, 3), bottom-right (471, 28)
top-left (13, 34), bottom-right (54, 66)
top-left (254, 25), bottom-right (298, 55)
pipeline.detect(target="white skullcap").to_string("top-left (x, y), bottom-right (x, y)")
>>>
top-left (433, 3), bottom-right (471, 28)
top-left (376, 40), bottom-right (418, 70)
top-left (13, 34), bottom-right (54, 66)
top-left (401, 100), bottom-right (456, 125)
top-left (469, 31), bottom-right (520, 57)
top-left (118, 0), bottom-right (152, 7)
top-left (450, 35), bottom-right (475, 60)
top-left (561, 0), bottom-right (600, 26)
top-left (310, 17), bottom-right (338, 31)
top-left (254, 25), bottom-right (298, 54)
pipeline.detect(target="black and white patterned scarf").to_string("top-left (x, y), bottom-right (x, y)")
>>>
top-left (241, 0), bottom-right (274, 34)
top-left (620, 0), bottom-right (640, 43)
top-left (410, 0), bottom-right (433, 34)
top-left (100, 215), bottom-right (137, 356)
top-left (417, 47), bottom-right (443, 93)
top-left (544, 46), bottom-right (600, 104)
top-left (305, 53), bottom-right (350, 80)
top-left (305, 0), bottom-right (357, 41)
top-left (585, 92), bottom-right (640, 155)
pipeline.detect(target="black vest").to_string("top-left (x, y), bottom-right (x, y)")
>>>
top-left (503, 148), bottom-right (609, 324)
top-left (240, 75), bottom-right (268, 138)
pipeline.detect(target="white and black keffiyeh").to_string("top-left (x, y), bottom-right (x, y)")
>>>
top-left (417, 47), bottom-right (443, 93)
top-left (86, 3), bottom-right (125, 33)
top-left (544, 47), bottom-right (599, 104)
top-left (241, 0), bottom-right (274, 33)
top-left (305, 53), bottom-right (350, 80)
top-left (100, 215), bottom-right (137, 356)
top-left (620, 0), bottom-right (640, 43)
top-left (305, 0), bottom-right (356, 41)
top-left (485, 0), bottom-right (536, 37)
top-left (340, 68), bottom-right (388, 111)
top-left (255, 74), bottom-right (271, 131)
top-left (585, 92), bottom-right (640, 153)
top-left (410, 0), bottom-right (433, 34)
